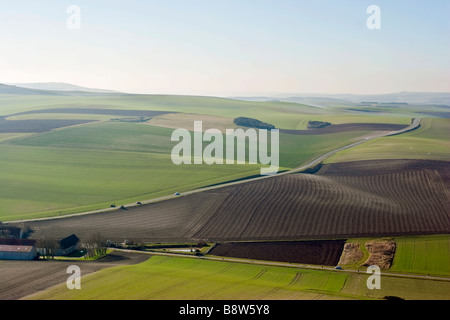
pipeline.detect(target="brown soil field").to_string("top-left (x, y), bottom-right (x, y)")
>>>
top-left (208, 240), bottom-right (346, 266)
top-left (25, 159), bottom-right (450, 243)
top-left (0, 119), bottom-right (97, 133)
top-left (0, 250), bottom-right (149, 300)
top-left (279, 123), bottom-right (408, 135)
top-left (27, 191), bottom-right (230, 243)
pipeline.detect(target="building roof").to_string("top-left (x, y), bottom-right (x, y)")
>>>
top-left (59, 234), bottom-right (80, 249)
top-left (0, 245), bottom-right (34, 253)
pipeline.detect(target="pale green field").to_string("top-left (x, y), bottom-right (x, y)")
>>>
top-left (0, 143), bottom-right (263, 221)
top-left (27, 254), bottom-right (450, 300)
top-left (325, 118), bottom-right (450, 163)
top-left (25, 255), bottom-right (354, 300)
top-left (390, 235), bottom-right (450, 276)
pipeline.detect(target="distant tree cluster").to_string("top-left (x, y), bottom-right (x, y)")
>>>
top-left (110, 116), bottom-right (151, 123)
top-left (233, 117), bottom-right (276, 130)
top-left (307, 120), bottom-right (331, 129)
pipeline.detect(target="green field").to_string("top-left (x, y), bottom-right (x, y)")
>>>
top-left (25, 255), bottom-right (352, 300)
top-left (390, 235), bottom-right (450, 276)
top-left (27, 254), bottom-right (450, 300)
top-left (0, 143), bottom-right (264, 221)
top-left (325, 118), bottom-right (450, 163)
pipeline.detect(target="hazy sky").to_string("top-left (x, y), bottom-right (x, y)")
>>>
top-left (1, 0), bottom-right (449, 96)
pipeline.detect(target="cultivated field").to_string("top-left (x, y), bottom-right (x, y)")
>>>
top-left (390, 235), bottom-right (450, 276)
top-left (192, 159), bottom-right (449, 241)
top-left (26, 159), bottom-right (449, 243)
top-left (326, 118), bottom-right (450, 163)
top-left (208, 240), bottom-right (346, 266)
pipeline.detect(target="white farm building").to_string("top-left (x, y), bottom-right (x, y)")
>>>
top-left (0, 244), bottom-right (37, 260)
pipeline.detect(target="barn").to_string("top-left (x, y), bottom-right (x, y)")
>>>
top-left (56, 234), bottom-right (80, 256)
top-left (0, 239), bottom-right (37, 260)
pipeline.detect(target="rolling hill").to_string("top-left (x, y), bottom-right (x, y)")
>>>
top-left (7, 82), bottom-right (121, 93)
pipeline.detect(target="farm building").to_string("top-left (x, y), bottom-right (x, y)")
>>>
top-left (36, 234), bottom-right (80, 256)
top-left (56, 234), bottom-right (80, 256)
top-left (0, 239), bottom-right (37, 260)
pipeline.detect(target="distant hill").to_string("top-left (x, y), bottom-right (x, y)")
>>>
top-left (7, 82), bottom-right (120, 93)
top-left (234, 92), bottom-right (450, 107)
top-left (276, 92), bottom-right (450, 106)
top-left (0, 83), bottom-right (64, 95)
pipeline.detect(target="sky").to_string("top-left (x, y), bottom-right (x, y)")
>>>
top-left (0, 0), bottom-right (449, 96)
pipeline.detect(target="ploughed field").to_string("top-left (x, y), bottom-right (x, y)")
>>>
top-left (28, 159), bottom-right (450, 243)
top-left (209, 240), bottom-right (346, 266)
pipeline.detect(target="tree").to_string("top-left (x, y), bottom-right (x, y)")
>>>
top-left (36, 237), bottom-right (58, 260)
top-left (83, 232), bottom-right (108, 258)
